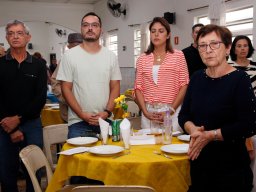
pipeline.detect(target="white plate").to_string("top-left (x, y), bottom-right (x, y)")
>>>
top-left (89, 145), bottom-right (124, 156)
top-left (161, 144), bottom-right (189, 154)
top-left (66, 137), bottom-right (98, 146)
top-left (45, 103), bottom-right (59, 107)
top-left (172, 131), bottom-right (182, 137)
top-left (177, 135), bottom-right (190, 142)
top-left (51, 106), bottom-right (60, 109)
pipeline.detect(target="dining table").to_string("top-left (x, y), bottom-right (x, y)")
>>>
top-left (41, 105), bottom-right (65, 127)
top-left (46, 136), bottom-right (191, 192)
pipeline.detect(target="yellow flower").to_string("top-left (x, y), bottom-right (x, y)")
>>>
top-left (119, 95), bottom-right (126, 101)
top-left (122, 112), bottom-right (130, 119)
top-left (114, 95), bottom-right (129, 119)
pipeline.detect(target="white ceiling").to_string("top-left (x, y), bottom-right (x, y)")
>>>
top-left (0, 0), bottom-right (102, 4)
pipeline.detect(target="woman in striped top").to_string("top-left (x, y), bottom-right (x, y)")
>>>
top-left (230, 35), bottom-right (256, 96)
top-left (229, 35), bottom-right (256, 161)
top-left (134, 17), bottom-right (189, 130)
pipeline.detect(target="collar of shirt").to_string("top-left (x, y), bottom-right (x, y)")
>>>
top-left (6, 51), bottom-right (33, 63)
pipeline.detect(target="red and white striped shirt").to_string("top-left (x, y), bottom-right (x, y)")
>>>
top-left (134, 50), bottom-right (189, 104)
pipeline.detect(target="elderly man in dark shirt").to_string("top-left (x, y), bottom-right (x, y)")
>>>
top-left (0, 20), bottom-right (47, 192)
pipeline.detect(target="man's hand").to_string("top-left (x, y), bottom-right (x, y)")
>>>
top-left (80, 112), bottom-right (100, 126)
top-left (10, 130), bottom-right (24, 143)
top-left (0, 116), bottom-right (20, 133)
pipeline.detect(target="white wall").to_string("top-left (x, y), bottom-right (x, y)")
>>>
top-left (0, 0), bottom-right (254, 91)
top-left (0, 1), bottom-right (93, 30)
top-left (95, 0), bottom-right (254, 67)
top-left (0, 0), bottom-right (93, 63)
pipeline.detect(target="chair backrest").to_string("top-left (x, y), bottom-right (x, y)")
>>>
top-left (128, 116), bottom-right (141, 130)
top-left (127, 101), bottom-right (140, 117)
top-left (19, 145), bottom-right (53, 192)
top-left (71, 185), bottom-right (156, 192)
top-left (43, 123), bottom-right (68, 170)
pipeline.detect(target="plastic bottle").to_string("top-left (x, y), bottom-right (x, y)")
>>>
top-left (162, 110), bottom-right (172, 144)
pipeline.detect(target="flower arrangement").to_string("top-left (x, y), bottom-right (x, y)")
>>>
top-left (114, 95), bottom-right (129, 119)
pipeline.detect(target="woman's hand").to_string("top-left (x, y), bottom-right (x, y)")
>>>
top-left (188, 127), bottom-right (212, 160)
top-left (143, 111), bottom-right (162, 122)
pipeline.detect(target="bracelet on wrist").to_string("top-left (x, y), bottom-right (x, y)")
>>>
top-left (104, 109), bottom-right (112, 118)
top-left (213, 129), bottom-right (218, 141)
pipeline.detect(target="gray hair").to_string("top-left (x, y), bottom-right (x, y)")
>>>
top-left (5, 20), bottom-right (30, 35)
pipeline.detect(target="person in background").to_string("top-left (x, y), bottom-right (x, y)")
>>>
top-left (56, 12), bottom-right (121, 184)
top-left (0, 45), bottom-right (6, 57)
top-left (229, 35), bottom-right (256, 161)
top-left (182, 23), bottom-right (206, 78)
top-left (230, 35), bottom-right (256, 95)
top-left (134, 17), bottom-right (189, 131)
top-left (49, 58), bottom-right (57, 74)
top-left (0, 20), bottom-right (47, 192)
top-left (178, 24), bottom-right (256, 192)
top-left (33, 51), bottom-right (51, 85)
top-left (51, 32), bottom-right (83, 122)
top-left (33, 52), bottom-right (47, 65)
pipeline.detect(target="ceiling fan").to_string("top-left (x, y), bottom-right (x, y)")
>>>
top-left (107, 0), bottom-right (126, 18)
top-left (55, 28), bottom-right (66, 37)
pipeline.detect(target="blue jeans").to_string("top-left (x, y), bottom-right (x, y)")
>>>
top-left (68, 120), bottom-right (108, 185)
top-left (68, 121), bottom-right (101, 139)
top-left (0, 117), bottom-right (43, 192)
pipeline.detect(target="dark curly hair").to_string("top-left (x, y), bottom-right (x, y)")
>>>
top-left (230, 35), bottom-right (255, 61)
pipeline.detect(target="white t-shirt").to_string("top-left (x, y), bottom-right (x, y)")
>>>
top-left (57, 46), bottom-right (122, 125)
top-left (152, 65), bottom-right (160, 84)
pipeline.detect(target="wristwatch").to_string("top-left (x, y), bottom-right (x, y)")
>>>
top-left (104, 109), bottom-right (112, 118)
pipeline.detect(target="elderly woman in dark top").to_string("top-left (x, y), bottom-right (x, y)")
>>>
top-left (178, 24), bottom-right (256, 192)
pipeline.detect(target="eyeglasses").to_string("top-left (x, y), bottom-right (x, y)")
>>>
top-left (7, 31), bottom-right (27, 37)
top-left (197, 41), bottom-right (223, 52)
top-left (81, 22), bottom-right (100, 29)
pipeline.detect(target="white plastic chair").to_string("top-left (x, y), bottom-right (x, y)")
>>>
top-left (43, 123), bottom-right (68, 170)
top-left (71, 185), bottom-right (156, 192)
top-left (19, 145), bottom-right (53, 192)
top-left (127, 101), bottom-right (140, 117)
top-left (128, 116), bottom-right (141, 130)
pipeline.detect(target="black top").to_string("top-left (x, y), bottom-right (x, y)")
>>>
top-left (0, 51), bottom-right (47, 124)
top-left (182, 44), bottom-right (206, 78)
top-left (179, 69), bottom-right (256, 172)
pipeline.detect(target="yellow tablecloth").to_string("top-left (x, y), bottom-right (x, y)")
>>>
top-left (46, 138), bottom-right (190, 192)
top-left (41, 108), bottom-right (65, 127)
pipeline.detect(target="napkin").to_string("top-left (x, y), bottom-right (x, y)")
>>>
top-left (58, 147), bottom-right (90, 155)
top-left (130, 135), bottom-right (155, 145)
top-left (120, 118), bottom-right (131, 149)
top-left (136, 128), bottom-right (161, 135)
top-left (99, 118), bottom-right (109, 144)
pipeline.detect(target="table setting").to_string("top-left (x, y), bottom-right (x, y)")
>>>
top-left (46, 117), bottom-right (191, 192)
